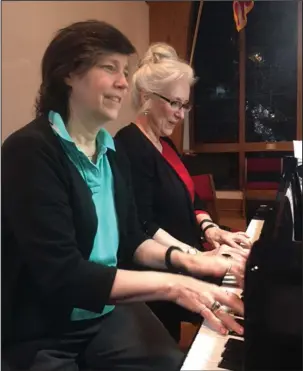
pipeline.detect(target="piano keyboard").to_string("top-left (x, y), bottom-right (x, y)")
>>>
top-left (181, 218), bottom-right (265, 371)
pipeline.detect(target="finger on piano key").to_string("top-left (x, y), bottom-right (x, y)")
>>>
top-left (200, 306), bottom-right (229, 336)
top-left (215, 288), bottom-right (244, 318)
top-left (228, 317), bottom-right (244, 338)
top-left (212, 306), bottom-right (244, 336)
top-left (199, 293), bottom-right (244, 336)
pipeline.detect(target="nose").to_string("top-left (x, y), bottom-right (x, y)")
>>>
top-left (174, 108), bottom-right (185, 121)
top-left (114, 72), bottom-right (129, 91)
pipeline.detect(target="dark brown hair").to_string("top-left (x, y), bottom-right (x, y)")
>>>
top-left (35, 20), bottom-right (136, 121)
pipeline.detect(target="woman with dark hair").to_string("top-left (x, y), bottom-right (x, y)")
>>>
top-left (2, 21), bottom-right (244, 371)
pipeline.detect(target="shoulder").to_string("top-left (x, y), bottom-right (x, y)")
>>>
top-left (115, 122), bottom-right (138, 141)
top-left (115, 123), bottom-right (151, 151)
top-left (115, 123), bottom-right (154, 159)
top-left (3, 116), bottom-right (59, 154)
top-left (2, 116), bottom-right (66, 175)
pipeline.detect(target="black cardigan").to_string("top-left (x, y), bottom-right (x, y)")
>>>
top-left (115, 123), bottom-right (207, 250)
top-left (1, 117), bottom-right (147, 346)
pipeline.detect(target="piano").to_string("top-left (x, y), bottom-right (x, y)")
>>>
top-left (181, 156), bottom-right (302, 371)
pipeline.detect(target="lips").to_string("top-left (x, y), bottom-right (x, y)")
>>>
top-left (105, 95), bottom-right (121, 103)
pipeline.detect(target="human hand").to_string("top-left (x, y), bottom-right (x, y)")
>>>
top-left (205, 227), bottom-right (252, 250)
top-left (169, 275), bottom-right (244, 335)
top-left (185, 253), bottom-right (246, 286)
top-left (203, 244), bottom-right (249, 261)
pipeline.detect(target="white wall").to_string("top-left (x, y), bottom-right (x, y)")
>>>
top-left (2, 1), bottom-right (149, 140)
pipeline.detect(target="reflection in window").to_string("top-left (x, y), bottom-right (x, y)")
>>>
top-left (245, 2), bottom-right (297, 142)
top-left (183, 152), bottom-right (239, 190)
top-left (193, 2), bottom-right (239, 143)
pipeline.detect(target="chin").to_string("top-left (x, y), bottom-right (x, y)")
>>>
top-left (163, 128), bottom-right (174, 137)
top-left (106, 112), bottom-right (119, 121)
top-left (99, 109), bottom-right (119, 123)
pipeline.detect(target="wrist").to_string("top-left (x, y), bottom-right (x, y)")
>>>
top-left (202, 221), bottom-right (213, 229)
top-left (160, 272), bottom-right (184, 302)
top-left (147, 271), bottom-right (180, 302)
top-left (203, 224), bottom-right (219, 241)
top-left (165, 273), bottom-right (195, 303)
top-left (198, 218), bottom-right (213, 230)
top-left (178, 251), bottom-right (213, 277)
top-left (182, 253), bottom-right (225, 278)
top-left (169, 249), bottom-right (188, 271)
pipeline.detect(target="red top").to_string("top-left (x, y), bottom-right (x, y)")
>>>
top-left (161, 140), bottom-right (206, 216)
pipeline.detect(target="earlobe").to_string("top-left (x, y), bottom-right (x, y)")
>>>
top-left (64, 75), bottom-right (73, 87)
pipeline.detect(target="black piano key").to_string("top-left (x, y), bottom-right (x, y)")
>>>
top-left (229, 317), bottom-right (245, 337)
top-left (224, 338), bottom-right (244, 353)
top-left (221, 347), bottom-right (243, 361)
top-left (218, 358), bottom-right (243, 371)
top-left (218, 338), bottom-right (245, 371)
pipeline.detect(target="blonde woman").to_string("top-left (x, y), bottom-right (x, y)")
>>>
top-left (116, 43), bottom-right (251, 341)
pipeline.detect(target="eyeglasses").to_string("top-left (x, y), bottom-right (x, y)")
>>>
top-left (152, 93), bottom-right (192, 112)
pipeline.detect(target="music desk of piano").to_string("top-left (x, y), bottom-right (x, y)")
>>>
top-left (181, 217), bottom-right (265, 371)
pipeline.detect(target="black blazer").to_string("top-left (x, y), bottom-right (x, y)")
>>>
top-left (1, 117), bottom-right (147, 346)
top-left (115, 123), bottom-right (207, 250)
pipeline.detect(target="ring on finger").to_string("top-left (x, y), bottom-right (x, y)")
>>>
top-left (210, 300), bottom-right (221, 313)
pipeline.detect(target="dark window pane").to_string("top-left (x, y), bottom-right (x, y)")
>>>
top-left (245, 2), bottom-right (297, 142)
top-left (193, 2), bottom-right (239, 143)
top-left (183, 153), bottom-right (239, 190)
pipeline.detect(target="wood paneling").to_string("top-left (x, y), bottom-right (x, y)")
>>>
top-left (245, 189), bottom-right (277, 201)
top-left (192, 141), bottom-right (293, 153)
top-left (192, 143), bottom-right (240, 153)
top-left (243, 141), bottom-right (294, 152)
top-left (149, 1), bottom-right (193, 152)
top-left (149, 2), bottom-right (192, 60)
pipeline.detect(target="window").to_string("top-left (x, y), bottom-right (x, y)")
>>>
top-left (245, 2), bottom-right (298, 142)
top-left (193, 2), bottom-right (239, 143)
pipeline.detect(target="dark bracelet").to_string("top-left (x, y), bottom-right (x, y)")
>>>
top-left (202, 224), bottom-right (217, 239)
top-left (165, 246), bottom-right (183, 273)
top-left (199, 218), bottom-right (213, 229)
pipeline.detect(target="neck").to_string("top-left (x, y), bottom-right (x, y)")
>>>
top-left (136, 114), bottom-right (162, 151)
top-left (66, 105), bottom-right (105, 156)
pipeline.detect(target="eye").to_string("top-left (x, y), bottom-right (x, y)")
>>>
top-left (183, 102), bottom-right (192, 111)
top-left (170, 101), bottom-right (181, 110)
top-left (101, 64), bottom-right (116, 73)
top-left (124, 70), bottom-right (129, 79)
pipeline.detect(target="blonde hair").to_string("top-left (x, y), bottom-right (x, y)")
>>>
top-left (131, 43), bottom-right (196, 112)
